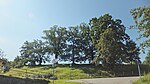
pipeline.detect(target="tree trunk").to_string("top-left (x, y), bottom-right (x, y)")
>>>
top-left (55, 53), bottom-right (59, 64)
top-left (72, 41), bottom-right (75, 65)
top-left (89, 59), bottom-right (91, 64)
top-left (38, 56), bottom-right (42, 65)
top-left (90, 47), bottom-right (94, 64)
top-left (72, 49), bottom-right (75, 64)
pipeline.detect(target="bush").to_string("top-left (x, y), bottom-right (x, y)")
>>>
top-left (0, 58), bottom-right (11, 73)
top-left (133, 73), bottom-right (150, 84)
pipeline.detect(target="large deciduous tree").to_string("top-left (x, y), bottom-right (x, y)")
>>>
top-left (66, 26), bottom-right (83, 64)
top-left (42, 25), bottom-right (67, 62)
top-left (32, 40), bottom-right (49, 65)
top-left (90, 14), bottom-right (130, 66)
top-left (61, 24), bottom-right (95, 64)
top-left (20, 40), bottom-right (48, 65)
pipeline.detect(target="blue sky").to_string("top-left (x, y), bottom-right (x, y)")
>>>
top-left (0, 0), bottom-right (149, 61)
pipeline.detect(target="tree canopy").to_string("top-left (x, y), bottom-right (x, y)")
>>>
top-left (16, 13), bottom-right (141, 66)
top-left (131, 6), bottom-right (150, 64)
top-left (131, 6), bottom-right (150, 49)
top-left (20, 40), bottom-right (49, 65)
top-left (90, 14), bottom-right (132, 66)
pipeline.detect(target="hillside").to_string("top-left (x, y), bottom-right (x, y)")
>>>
top-left (1, 64), bottom-right (150, 84)
top-left (1, 64), bottom-right (112, 84)
top-left (3, 65), bottom-right (113, 79)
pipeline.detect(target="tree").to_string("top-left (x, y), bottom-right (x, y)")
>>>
top-left (89, 14), bottom-right (114, 47)
top-left (80, 23), bottom-right (96, 64)
top-left (130, 6), bottom-right (150, 64)
top-left (125, 40), bottom-right (140, 64)
top-left (11, 56), bottom-right (28, 68)
top-left (0, 49), bottom-right (10, 72)
top-left (32, 39), bottom-right (49, 65)
top-left (144, 51), bottom-right (150, 64)
top-left (0, 58), bottom-right (10, 73)
top-left (66, 26), bottom-right (83, 64)
top-left (42, 25), bottom-right (68, 62)
top-left (59, 24), bottom-right (95, 64)
top-left (20, 41), bottom-right (36, 65)
top-left (90, 14), bottom-right (130, 66)
top-left (20, 40), bottom-right (48, 65)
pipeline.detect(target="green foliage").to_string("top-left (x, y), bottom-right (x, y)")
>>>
top-left (90, 14), bottom-right (113, 46)
top-left (66, 26), bottom-right (84, 63)
top-left (90, 14), bottom-right (132, 67)
top-left (11, 56), bottom-right (28, 68)
top-left (16, 13), bottom-right (140, 66)
top-left (131, 7), bottom-right (150, 39)
top-left (0, 58), bottom-right (11, 73)
top-left (80, 23), bottom-right (95, 63)
top-left (143, 51), bottom-right (150, 64)
top-left (60, 23), bottom-right (95, 64)
top-left (131, 6), bottom-right (150, 63)
top-left (20, 40), bottom-right (48, 65)
top-left (125, 40), bottom-right (140, 64)
top-left (42, 25), bottom-right (68, 59)
top-left (67, 26), bottom-right (81, 63)
top-left (32, 40), bottom-right (50, 65)
top-left (133, 73), bottom-right (150, 84)
top-left (0, 49), bottom-right (10, 73)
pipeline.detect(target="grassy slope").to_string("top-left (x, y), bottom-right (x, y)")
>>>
top-left (4, 65), bottom-right (112, 79)
top-left (3, 66), bottom-right (84, 84)
top-left (2, 65), bottom-right (111, 84)
top-left (133, 73), bottom-right (150, 84)
top-left (2, 64), bottom-right (149, 84)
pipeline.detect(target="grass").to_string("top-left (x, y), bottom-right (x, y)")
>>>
top-left (133, 73), bottom-right (150, 84)
top-left (3, 65), bottom-right (113, 79)
top-left (2, 65), bottom-right (113, 84)
top-left (2, 64), bottom-right (150, 84)
top-left (2, 66), bottom-right (87, 84)
top-left (3, 66), bottom-right (89, 79)
top-left (51, 80), bottom-right (84, 84)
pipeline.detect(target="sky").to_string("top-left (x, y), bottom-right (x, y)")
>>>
top-left (0, 0), bottom-right (149, 61)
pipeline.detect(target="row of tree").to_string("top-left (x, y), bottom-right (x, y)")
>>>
top-left (11, 13), bottom-right (141, 68)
